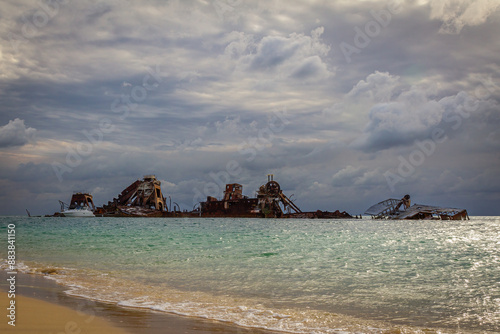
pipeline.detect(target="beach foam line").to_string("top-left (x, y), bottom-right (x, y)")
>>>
top-left (1, 270), bottom-right (281, 334)
top-left (0, 293), bottom-right (130, 334)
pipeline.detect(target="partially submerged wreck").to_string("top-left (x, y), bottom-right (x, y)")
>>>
top-left (52, 178), bottom-right (469, 220)
top-left (100, 175), bottom-right (168, 217)
top-left (365, 195), bottom-right (469, 220)
top-left (201, 183), bottom-right (260, 218)
top-left (200, 175), bottom-right (302, 218)
top-left (51, 174), bottom-right (354, 218)
top-left (200, 175), bottom-right (352, 218)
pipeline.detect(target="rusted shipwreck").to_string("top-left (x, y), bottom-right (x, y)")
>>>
top-left (200, 175), bottom-right (352, 219)
top-left (365, 195), bottom-right (469, 220)
top-left (200, 175), bottom-right (301, 218)
top-left (99, 175), bottom-right (168, 217)
top-left (52, 174), bottom-right (353, 218)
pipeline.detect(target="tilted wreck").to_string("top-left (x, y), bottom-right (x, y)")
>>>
top-left (365, 195), bottom-right (469, 220)
top-left (100, 175), bottom-right (168, 217)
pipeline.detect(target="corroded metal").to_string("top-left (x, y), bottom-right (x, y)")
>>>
top-left (286, 210), bottom-right (352, 219)
top-left (68, 193), bottom-right (95, 211)
top-left (256, 174), bottom-right (302, 217)
top-left (365, 195), bottom-right (469, 220)
top-left (200, 183), bottom-right (260, 217)
top-left (198, 175), bottom-right (352, 218)
top-left (199, 175), bottom-right (304, 218)
top-left (101, 175), bottom-right (167, 217)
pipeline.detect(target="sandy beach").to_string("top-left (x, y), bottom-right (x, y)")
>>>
top-left (0, 271), bottom-right (275, 334)
top-left (1, 293), bottom-right (129, 334)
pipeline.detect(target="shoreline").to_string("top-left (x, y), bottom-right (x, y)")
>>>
top-left (2, 271), bottom-right (475, 334)
top-left (0, 271), bottom-right (278, 334)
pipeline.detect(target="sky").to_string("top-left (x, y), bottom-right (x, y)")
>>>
top-left (0, 0), bottom-right (499, 216)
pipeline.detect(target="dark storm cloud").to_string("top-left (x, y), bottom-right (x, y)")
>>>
top-left (354, 90), bottom-right (477, 152)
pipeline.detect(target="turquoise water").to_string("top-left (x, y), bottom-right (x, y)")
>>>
top-left (1, 217), bottom-right (499, 333)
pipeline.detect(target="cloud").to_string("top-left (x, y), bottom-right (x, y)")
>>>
top-left (346, 71), bottom-right (403, 103)
top-left (13, 162), bottom-right (56, 182)
top-left (348, 71), bottom-right (496, 152)
top-left (427, 0), bottom-right (500, 33)
top-left (331, 165), bottom-right (385, 188)
top-left (0, 118), bottom-right (36, 148)
top-left (238, 27), bottom-right (332, 81)
top-left (332, 165), bottom-right (363, 186)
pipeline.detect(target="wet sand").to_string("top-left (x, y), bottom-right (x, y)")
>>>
top-left (0, 271), bottom-right (276, 334)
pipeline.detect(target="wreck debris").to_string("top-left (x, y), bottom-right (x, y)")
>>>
top-left (365, 195), bottom-right (469, 220)
top-left (199, 175), bottom-right (353, 218)
top-left (395, 194), bottom-right (411, 211)
top-left (286, 210), bottom-right (352, 219)
top-left (257, 174), bottom-right (302, 217)
top-left (117, 175), bottom-right (166, 211)
top-left (200, 183), bottom-right (260, 217)
top-left (101, 175), bottom-right (167, 217)
top-left (199, 175), bottom-right (303, 218)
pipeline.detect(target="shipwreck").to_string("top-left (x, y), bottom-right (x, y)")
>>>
top-left (200, 175), bottom-right (302, 218)
top-left (199, 174), bottom-right (353, 219)
top-left (364, 195), bottom-right (469, 220)
top-left (100, 175), bottom-right (168, 217)
top-left (50, 174), bottom-right (354, 219)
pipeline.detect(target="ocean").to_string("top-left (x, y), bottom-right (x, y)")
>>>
top-left (1, 216), bottom-right (498, 333)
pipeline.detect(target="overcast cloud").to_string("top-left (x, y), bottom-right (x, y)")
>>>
top-left (0, 0), bottom-right (499, 216)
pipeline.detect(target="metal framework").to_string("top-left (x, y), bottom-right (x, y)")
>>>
top-left (365, 196), bottom-right (469, 220)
